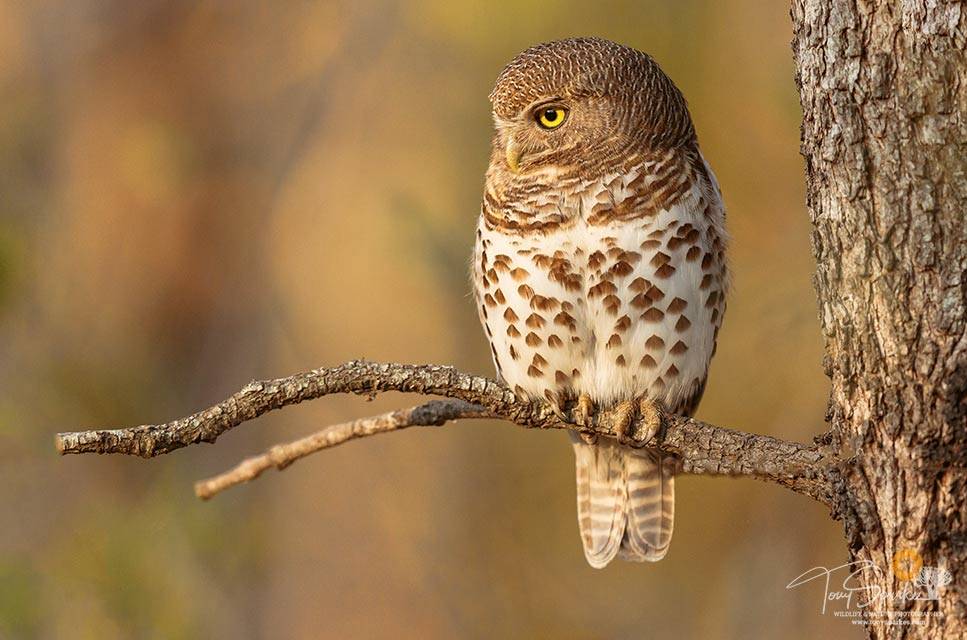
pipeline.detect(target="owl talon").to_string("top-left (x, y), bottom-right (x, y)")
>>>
top-left (612, 400), bottom-right (637, 447)
top-left (572, 394), bottom-right (595, 426)
top-left (614, 398), bottom-right (662, 448)
top-left (572, 394), bottom-right (598, 444)
top-left (637, 398), bottom-right (662, 445)
top-left (549, 401), bottom-right (568, 422)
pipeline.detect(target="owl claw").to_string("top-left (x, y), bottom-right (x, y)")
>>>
top-left (549, 401), bottom-right (568, 422)
top-left (572, 394), bottom-right (595, 426)
top-left (572, 394), bottom-right (597, 444)
top-left (614, 397), bottom-right (662, 448)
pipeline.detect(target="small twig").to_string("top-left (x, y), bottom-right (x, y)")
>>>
top-left (194, 400), bottom-right (491, 499)
top-left (55, 360), bottom-right (839, 505)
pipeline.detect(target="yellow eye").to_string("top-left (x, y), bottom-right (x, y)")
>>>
top-left (536, 107), bottom-right (567, 129)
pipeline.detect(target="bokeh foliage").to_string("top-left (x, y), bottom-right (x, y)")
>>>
top-left (1, 1), bottom-right (850, 638)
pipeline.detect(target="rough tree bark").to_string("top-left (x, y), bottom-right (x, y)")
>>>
top-left (792, 1), bottom-right (965, 638)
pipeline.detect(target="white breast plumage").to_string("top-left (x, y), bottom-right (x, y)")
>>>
top-left (474, 156), bottom-right (727, 416)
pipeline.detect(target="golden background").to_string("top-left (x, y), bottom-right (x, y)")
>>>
top-left (1, 1), bottom-right (851, 638)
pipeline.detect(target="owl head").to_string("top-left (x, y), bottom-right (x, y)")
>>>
top-left (489, 37), bottom-right (695, 177)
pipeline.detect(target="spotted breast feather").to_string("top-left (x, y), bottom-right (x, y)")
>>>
top-left (474, 146), bottom-right (727, 566)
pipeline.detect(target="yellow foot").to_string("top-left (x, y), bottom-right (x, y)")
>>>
top-left (613, 397), bottom-right (663, 448)
top-left (572, 393), bottom-right (597, 444)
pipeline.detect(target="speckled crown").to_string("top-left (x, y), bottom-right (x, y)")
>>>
top-left (490, 37), bottom-right (695, 149)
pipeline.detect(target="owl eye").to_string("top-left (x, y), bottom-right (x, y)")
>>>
top-left (535, 106), bottom-right (568, 129)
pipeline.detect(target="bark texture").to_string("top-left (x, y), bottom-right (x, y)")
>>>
top-left (792, 1), bottom-right (966, 637)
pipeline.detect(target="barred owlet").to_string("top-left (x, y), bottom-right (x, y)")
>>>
top-left (473, 38), bottom-right (727, 567)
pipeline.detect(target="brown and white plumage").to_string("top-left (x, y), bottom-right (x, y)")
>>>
top-left (473, 37), bottom-right (727, 567)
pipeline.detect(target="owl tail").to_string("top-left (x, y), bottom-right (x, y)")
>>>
top-left (571, 435), bottom-right (675, 568)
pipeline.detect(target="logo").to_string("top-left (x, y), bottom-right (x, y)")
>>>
top-left (785, 549), bottom-right (949, 627)
top-left (892, 549), bottom-right (922, 581)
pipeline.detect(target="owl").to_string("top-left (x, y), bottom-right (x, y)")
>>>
top-left (473, 38), bottom-right (727, 567)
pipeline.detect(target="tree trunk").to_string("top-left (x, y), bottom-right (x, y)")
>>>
top-left (791, 1), bottom-right (966, 638)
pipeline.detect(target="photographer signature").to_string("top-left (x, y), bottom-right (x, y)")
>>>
top-left (786, 557), bottom-right (948, 615)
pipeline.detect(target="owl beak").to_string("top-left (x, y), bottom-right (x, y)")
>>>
top-left (505, 139), bottom-right (523, 173)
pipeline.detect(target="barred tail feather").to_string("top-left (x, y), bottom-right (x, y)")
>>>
top-left (571, 436), bottom-right (675, 568)
top-left (571, 435), bottom-right (626, 568)
top-left (620, 449), bottom-right (675, 562)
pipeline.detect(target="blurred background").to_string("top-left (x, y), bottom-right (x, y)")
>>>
top-left (0, 1), bottom-right (850, 638)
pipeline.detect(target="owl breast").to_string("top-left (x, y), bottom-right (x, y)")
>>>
top-left (474, 154), bottom-right (727, 415)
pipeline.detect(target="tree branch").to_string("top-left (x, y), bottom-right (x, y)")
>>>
top-left (55, 360), bottom-right (839, 505)
top-left (193, 400), bottom-right (492, 499)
